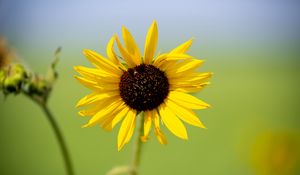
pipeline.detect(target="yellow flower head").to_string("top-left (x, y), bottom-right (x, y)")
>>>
top-left (75, 20), bottom-right (212, 151)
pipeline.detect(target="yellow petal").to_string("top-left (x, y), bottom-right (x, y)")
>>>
top-left (142, 110), bottom-right (152, 142)
top-left (76, 92), bottom-right (97, 108)
top-left (154, 39), bottom-right (193, 67)
top-left (169, 72), bottom-right (213, 84)
top-left (170, 82), bottom-right (210, 93)
top-left (78, 105), bottom-right (102, 117)
top-left (122, 26), bottom-right (141, 64)
top-left (159, 103), bottom-right (188, 140)
top-left (115, 35), bottom-right (137, 68)
top-left (165, 54), bottom-right (195, 61)
top-left (78, 96), bottom-right (121, 117)
top-left (74, 76), bottom-right (101, 90)
top-left (157, 60), bottom-right (177, 71)
top-left (144, 20), bottom-right (158, 64)
top-left (74, 66), bottom-right (114, 79)
top-left (154, 128), bottom-right (167, 145)
top-left (167, 59), bottom-right (204, 75)
top-left (153, 110), bottom-right (167, 145)
top-left (169, 73), bottom-right (212, 90)
top-left (153, 53), bottom-right (167, 67)
top-left (188, 72), bottom-right (213, 83)
top-left (154, 53), bottom-right (194, 69)
top-left (76, 91), bottom-right (119, 108)
top-left (75, 66), bottom-right (120, 84)
top-left (168, 91), bottom-right (210, 109)
top-left (169, 39), bottom-right (193, 54)
top-left (106, 36), bottom-right (127, 70)
top-left (83, 99), bottom-right (124, 128)
top-left (165, 98), bottom-right (206, 128)
top-left (118, 109), bottom-right (137, 151)
top-left (96, 83), bottom-right (120, 92)
top-left (101, 106), bottom-right (130, 131)
top-left (83, 49), bottom-right (122, 76)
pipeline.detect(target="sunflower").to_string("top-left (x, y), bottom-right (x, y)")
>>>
top-left (75, 20), bottom-right (212, 151)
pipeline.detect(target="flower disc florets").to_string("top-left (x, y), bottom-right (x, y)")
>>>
top-left (119, 64), bottom-right (169, 111)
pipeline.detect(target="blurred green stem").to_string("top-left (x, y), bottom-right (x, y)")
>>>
top-left (130, 113), bottom-right (144, 175)
top-left (24, 92), bottom-right (74, 175)
top-left (40, 103), bottom-right (74, 175)
top-left (106, 113), bottom-right (144, 175)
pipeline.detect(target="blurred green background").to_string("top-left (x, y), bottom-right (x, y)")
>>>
top-left (0, 0), bottom-right (300, 175)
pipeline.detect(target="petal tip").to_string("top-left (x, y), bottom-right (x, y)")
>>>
top-left (73, 66), bottom-right (78, 71)
top-left (188, 38), bottom-right (195, 44)
top-left (150, 20), bottom-right (158, 30)
top-left (152, 19), bottom-right (157, 25)
top-left (74, 76), bottom-right (84, 82)
top-left (81, 124), bottom-right (89, 128)
top-left (182, 135), bottom-right (189, 140)
top-left (82, 49), bottom-right (89, 55)
top-left (78, 111), bottom-right (85, 116)
top-left (75, 101), bottom-right (84, 108)
top-left (140, 136), bottom-right (149, 142)
top-left (117, 143), bottom-right (124, 151)
top-left (121, 26), bottom-right (127, 32)
top-left (197, 123), bottom-right (207, 129)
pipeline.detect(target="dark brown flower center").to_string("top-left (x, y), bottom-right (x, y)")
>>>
top-left (119, 64), bottom-right (169, 111)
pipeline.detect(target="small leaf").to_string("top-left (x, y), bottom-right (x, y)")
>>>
top-left (47, 47), bottom-right (61, 83)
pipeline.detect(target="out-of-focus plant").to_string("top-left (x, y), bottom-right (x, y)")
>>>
top-left (0, 37), bottom-right (15, 68)
top-left (0, 63), bottom-right (28, 95)
top-left (0, 37), bottom-right (74, 175)
top-left (251, 131), bottom-right (300, 175)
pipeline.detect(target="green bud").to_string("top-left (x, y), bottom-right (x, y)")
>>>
top-left (3, 76), bottom-right (22, 94)
top-left (26, 76), bottom-right (49, 96)
top-left (12, 64), bottom-right (27, 79)
top-left (1, 63), bottom-right (28, 95)
top-left (37, 79), bottom-right (48, 93)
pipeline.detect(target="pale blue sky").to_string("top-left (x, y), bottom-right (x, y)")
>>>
top-left (0, 0), bottom-right (299, 60)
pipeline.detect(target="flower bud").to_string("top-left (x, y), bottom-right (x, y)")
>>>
top-left (37, 79), bottom-right (48, 93)
top-left (12, 64), bottom-right (27, 79)
top-left (26, 76), bottom-right (49, 96)
top-left (1, 64), bottom-right (28, 95)
top-left (3, 76), bottom-right (22, 94)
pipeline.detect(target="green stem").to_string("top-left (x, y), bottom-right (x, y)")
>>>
top-left (105, 113), bottom-right (144, 175)
top-left (130, 113), bottom-right (144, 175)
top-left (40, 103), bottom-right (74, 175)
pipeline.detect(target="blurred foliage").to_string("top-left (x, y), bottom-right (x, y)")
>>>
top-left (0, 45), bottom-right (61, 103)
top-left (251, 131), bottom-right (300, 175)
